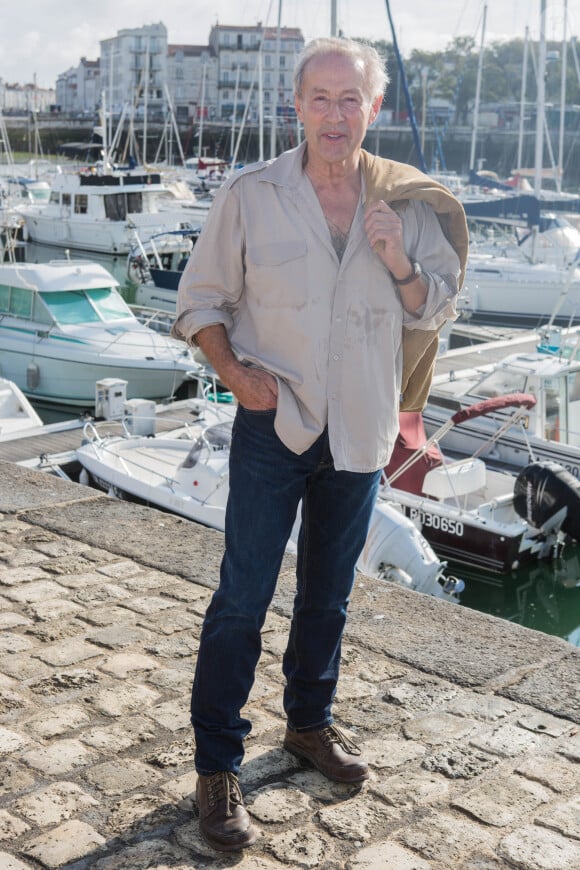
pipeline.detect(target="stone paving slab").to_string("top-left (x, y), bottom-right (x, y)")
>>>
top-left (0, 461), bottom-right (579, 869)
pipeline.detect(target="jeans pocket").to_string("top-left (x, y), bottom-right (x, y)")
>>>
top-left (234, 406), bottom-right (277, 441)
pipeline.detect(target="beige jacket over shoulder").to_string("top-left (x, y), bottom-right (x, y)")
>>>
top-left (172, 142), bottom-right (462, 472)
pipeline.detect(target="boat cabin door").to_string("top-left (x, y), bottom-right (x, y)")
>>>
top-left (543, 370), bottom-right (580, 446)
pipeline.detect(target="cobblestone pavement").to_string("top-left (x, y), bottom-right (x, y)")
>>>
top-left (0, 463), bottom-right (579, 869)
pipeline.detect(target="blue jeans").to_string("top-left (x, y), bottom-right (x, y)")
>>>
top-left (191, 405), bottom-right (381, 775)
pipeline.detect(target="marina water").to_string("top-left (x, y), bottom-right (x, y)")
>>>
top-left (22, 241), bottom-right (580, 648)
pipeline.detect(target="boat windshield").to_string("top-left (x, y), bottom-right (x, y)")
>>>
top-left (88, 288), bottom-right (133, 321)
top-left (180, 422), bottom-right (233, 469)
top-left (39, 288), bottom-right (134, 324)
top-left (468, 368), bottom-right (528, 400)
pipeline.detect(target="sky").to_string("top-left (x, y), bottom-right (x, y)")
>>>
top-left (0, 0), bottom-right (575, 89)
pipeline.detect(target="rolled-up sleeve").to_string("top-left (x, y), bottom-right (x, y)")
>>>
top-left (171, 182), bottom-right (244, 345)
top-left (401, 200), bottom-right (460, 331)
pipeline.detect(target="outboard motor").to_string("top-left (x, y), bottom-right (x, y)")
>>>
top-left (513, 461), bottom-right (580, 542)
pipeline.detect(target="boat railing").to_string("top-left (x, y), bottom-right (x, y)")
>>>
top-left (87, 327), bottom-right (193, 365)
top-left (130, 304), bottom-right (175, 334)
top-left (479, 491), bottom-right (516, 521)
top-left (81, 420), bottom-right (102, 444)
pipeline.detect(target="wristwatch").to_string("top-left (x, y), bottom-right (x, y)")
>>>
top-left (392, 259), bottom-right (423, 285)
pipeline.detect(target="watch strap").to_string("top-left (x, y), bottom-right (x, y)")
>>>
top-left (392, 260), bottom-right (422, 285)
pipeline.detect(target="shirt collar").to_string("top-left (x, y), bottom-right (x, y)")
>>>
top-left (259, 141), bottom-right (308, 189)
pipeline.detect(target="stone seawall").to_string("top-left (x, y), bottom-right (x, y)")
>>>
top-left (0, 460), bottom-right (578, 868)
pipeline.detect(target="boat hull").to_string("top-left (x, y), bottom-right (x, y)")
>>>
top-left (388, 489), bottom-right (545, 573)
top-left (0, 346), bottom-right (195, 408)
top-left (23, 213), bottom-right (193, 255)
top-left (399, 502), bottom-right (525, 572)
top-left (460, 261), bottom-right (580, 327)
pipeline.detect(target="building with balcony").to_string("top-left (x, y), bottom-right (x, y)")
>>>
top-left (167, 44), bottom-right (217, 123)
top-left (209, 24), bottom-right (304, 122)
top-left (47, 21), bottom-right (304, 132)
top-left (100, 23), bottom-right (168, 122)
top-left (55, 58), bottom-right (100, 115)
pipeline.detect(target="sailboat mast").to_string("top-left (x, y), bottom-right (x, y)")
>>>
top-left (143, 37), bottom-right (150, 165)
top-left (534, 0), bottom-right (547, 196)
top-left (517, 26), bottom-right (529, 172)
top-left (469, 2), bottom-right (487, 170)
top-left (231, 65), bottom-right (240, 158)
top-left (384, 0), bottom-right (427, 172)
top-left (558, 0), bottom-right (568, 191)
top-left (270, 0), bottom-right (283, 160)
top-left (198, 62), bottom-right (206, 161)
top-left (258, 51), bottom-right (264, 162)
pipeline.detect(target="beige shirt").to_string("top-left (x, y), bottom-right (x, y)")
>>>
top-left (172, 142), bottom-right (460, 472)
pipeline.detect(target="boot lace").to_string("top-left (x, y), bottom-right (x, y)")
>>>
top-left (206, 771), bottom-right (243, 817)
top-left (319, 724), bottom-right (362, 756)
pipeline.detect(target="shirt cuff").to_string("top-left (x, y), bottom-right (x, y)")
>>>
top-left (171, 309), bottom-right (233, 345)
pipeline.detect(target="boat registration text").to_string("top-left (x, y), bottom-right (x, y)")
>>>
top-left (408, 508), bottom-right (464, 536)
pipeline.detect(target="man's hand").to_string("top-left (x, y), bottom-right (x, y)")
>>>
top-left (364, 200), bottom-right (428, 314)
top-left (227, 365), bottom-right (278, 411)
top-left (364, 199), bottom-right (410, 277)
top-left (195, 324), bottom-right (278, 411)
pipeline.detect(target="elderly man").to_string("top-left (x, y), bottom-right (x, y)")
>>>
top-left (172, 36), bottom-right (466, 851)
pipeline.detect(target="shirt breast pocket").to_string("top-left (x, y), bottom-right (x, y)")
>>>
top-left (246, 240), bottom-right (308, 308)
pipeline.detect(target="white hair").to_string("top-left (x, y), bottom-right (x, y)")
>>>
top-left (294, 37), bottom-right (389, 102)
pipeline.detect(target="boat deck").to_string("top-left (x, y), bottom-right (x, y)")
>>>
top-left (435, 323), bottom-right (553, 378)
top-left (0, 401), bottom-right (220, 471)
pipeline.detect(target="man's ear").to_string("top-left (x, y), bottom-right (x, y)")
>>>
top-left (294, 95), bottom-right (303, 122)
top-left (369, 96), bottom-right (383, 123)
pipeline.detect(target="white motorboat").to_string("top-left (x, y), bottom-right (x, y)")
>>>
top-left (0, 259), bottom-right (201, 409)
top-left (383, 395), bottom-right (580, 574)
top-left (77, 412), bottom-right (233, 531)
top-left (75, 396), bottom-right (464, 603)
top-left (128, 228), bottom-right (196, 313)
top-left (20, 168), bottom-right (208, 255)
top-left (426, 350), bottom-right (580, 479)
top-left (0, 376), bottom-right (44, 440)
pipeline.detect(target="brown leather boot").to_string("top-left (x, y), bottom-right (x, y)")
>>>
top-left (196, 771), bottom-right (257, 851)
top-left (283, 724), bottom-right (369, 783)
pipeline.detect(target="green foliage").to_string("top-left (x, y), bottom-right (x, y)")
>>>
top-left (355, 34), bottom-right (580, 120)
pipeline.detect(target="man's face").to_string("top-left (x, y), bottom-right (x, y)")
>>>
top-left (294, 52), bottom-right (380, 167)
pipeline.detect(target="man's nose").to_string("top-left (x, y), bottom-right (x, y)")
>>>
top-left (326, 99), bottom-right (345, 120)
